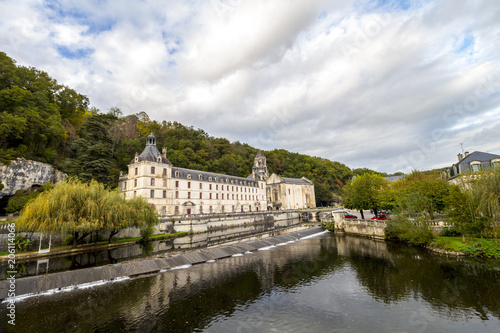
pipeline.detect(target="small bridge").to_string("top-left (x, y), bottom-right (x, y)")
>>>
top-left (299, 208), bottom-right (333, 222)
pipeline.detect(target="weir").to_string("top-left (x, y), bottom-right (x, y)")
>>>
top-left (0, 227), bottom-right (324, 300)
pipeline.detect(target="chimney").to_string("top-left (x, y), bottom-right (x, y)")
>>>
top-left (162, 147), bottom-right (167, 158)
top-left (464, 151), bottom-right (469, 157)
top-left (457, 153), bottom-right (463, 162)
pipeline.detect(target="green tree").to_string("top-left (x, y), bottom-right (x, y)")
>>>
top-left (17, 178), bottom-right (158, 247)
top-left (342, 173), bottom-right (388, 218)
top-left (66, 113), bottom-right (117, 186)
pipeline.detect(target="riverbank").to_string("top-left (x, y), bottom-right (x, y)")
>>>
top-left (322, 221), bottom-right (500, 258)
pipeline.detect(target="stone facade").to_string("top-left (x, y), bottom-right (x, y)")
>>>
top-left (265, 174), bottom-right (316, 210)
top-left (119, 133), bottom-right (316, 216)
top-left (119, 133), bottom-right (267, 216)
top-left (0, 158), bottom-right (67, 199)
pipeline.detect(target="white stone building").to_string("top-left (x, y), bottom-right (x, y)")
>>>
top-left (119, 133), bottom-right (268, 216)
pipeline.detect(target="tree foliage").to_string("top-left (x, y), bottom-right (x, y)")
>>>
top-left (447, 168), bottom-right (500, 238)
top-left (16, 178), bottom-right (158, 246)
top-left (342, 173), bottom-right (388, 218)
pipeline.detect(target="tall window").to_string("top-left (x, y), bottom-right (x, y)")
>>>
top-left (134, 179), bottom-right (137, 187)
top-left (222, 194), bottom-right (224, 200)
top-left (216, 185), bottom-right (218, 190)
top-left (209, 184), bottom-right (212, 190)
top-left (175, 191), bottom-right (179, 199)
top-left (151, 178), bottom-right (155, 186)
top-left (163, 179), bottom-right (166, 187)
top-left (150, 190), bottom-right (154, 198)
top-left (151, 167), bottom-right (155, 174)
top-left (209, 206), bottom-right (213, 214)
top-left (187, 192), bottom-right (191, 199)
top-left (135, 168), bottom-right (138, 175)
top-left (200, 193), bottom-right (202, 199)
top-left (209, 193), bottom-right (212, 199)
top-left (134, 191), bottom-right (137, 197)
top-left (175, 206), bottom-right (179, 214)
top-left (188, 182), bottom-right (191, 189)
top-left (163, 168), bottom-right (167, 176)
top-left (200, 183), bottom-right (203, 189)
top-left (216, 193), bottom-right (218, 199)
top-left (175, 180), bottom-right (179, 187)
top-left (200, 206), bottom-right (203, 214)
top-left (123, 182), bottom-right (127, 190)
top-left (163, 190), bottom-right (166, 198)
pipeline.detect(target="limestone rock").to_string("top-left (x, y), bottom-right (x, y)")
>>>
top-left (0, 158), bottom-right (67, 199)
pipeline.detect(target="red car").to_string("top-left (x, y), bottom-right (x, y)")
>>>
top-left (344, 212), bottom-right (357, 219)
top-left (371, 214), bottom-right (390, 220)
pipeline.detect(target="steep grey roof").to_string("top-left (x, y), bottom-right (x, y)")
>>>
top-left (385, 175), bottom-right (404, 182)
top-left (459, 151), bottom-right (500, 164)
top-left (255, 150), bottom-right (265, 158)
top-left (134, 145), bottom-right (172, 164)
top-left (172, 167), bottom-right (259, 187)
top-left (282, 177), bottom-right (310, 184)
top-left (131, 132), bottom-right (172, 164)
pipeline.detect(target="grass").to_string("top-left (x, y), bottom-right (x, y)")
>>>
top-left (430, 236), bottom-right (500, 258)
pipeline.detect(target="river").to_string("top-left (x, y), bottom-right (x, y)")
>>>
top-left (2, 231), bottom-right (500, 332)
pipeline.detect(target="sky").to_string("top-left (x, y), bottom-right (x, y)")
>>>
top-left (1, 0), bottom-right (500, 174)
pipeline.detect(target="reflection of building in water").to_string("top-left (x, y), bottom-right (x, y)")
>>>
top-left (119, 133), bottom-right (315, 215)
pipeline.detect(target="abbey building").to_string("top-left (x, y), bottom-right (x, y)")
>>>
top-left (119, 133), bottom-right (315, 216)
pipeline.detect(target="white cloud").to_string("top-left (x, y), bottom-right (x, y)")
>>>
top-left (1, 0), bottom-right (500, 173)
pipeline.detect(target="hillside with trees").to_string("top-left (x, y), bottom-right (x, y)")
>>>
top-left (0, 52), bottom-right (354, 208)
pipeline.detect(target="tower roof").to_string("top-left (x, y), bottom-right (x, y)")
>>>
top-left (131, 133), bottom-right (171, 164)
top-left (255, 150), bottom-right (265, 158)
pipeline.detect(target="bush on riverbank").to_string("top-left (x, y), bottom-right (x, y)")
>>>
top-left (385, 215), bottom-right (435, 246)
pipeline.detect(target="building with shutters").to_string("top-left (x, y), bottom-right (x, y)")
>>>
top-left (119, 133), bottom-right (315, 216)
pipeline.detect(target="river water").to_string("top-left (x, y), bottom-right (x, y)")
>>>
top-left (2, 231), bottom-right (500, 332)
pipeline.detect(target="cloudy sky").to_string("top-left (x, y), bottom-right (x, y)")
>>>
top-left (1, 0), bottom-right (499, 173)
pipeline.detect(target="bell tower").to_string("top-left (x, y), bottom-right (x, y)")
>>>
top-left (252, 150), bottom-right (269, 181)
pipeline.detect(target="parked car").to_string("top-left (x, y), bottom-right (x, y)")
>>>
top-left (344, 212), bottom-right (357, 219)
top-left (371, 214), bottom-right (390, 220)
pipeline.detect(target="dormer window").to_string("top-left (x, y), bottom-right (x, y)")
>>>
top-left (492, 158), bottom-right (500, 169)
top-left (175, 171), bottom-right (179, 177)
top-left (198, 174), bottom-right (203, 180)
top-left (187, 173), bottom-right (191, 179)
top-left (209, 177), bottom-right (212, 181)
top-left (470, 161), bottom-right (482, 172)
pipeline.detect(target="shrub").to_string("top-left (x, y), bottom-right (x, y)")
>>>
top-left (459, 239), bottom-right (500, 258)
top-left (385, 215), bottom-right (435, 246)
top-left (441, 227), bottom-right (461, 237)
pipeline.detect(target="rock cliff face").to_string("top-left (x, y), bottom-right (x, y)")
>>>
top-left (0, 158), bottom-right (67, 199)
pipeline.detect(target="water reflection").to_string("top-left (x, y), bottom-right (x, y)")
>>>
top-left (2, 232), bottom-right (500, 332)
top-left (0, 220), bottom-right (301, 280)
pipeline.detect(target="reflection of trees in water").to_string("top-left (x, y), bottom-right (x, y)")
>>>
top-left (346, 236), bottom-right (500, 320)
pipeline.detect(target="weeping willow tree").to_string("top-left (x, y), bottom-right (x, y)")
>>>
top-left (17, 177), bottom-right (158, 247)
top-left (448, 167), bottom-right (500, 240)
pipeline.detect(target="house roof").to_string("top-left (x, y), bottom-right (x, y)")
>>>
top-left (172, 167), bottom-right (259, 187)
top-left (459, 151), bottom-right (500, 165)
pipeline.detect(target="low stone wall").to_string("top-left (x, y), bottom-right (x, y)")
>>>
top-left (170, 211), bottom-right (300, 234)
